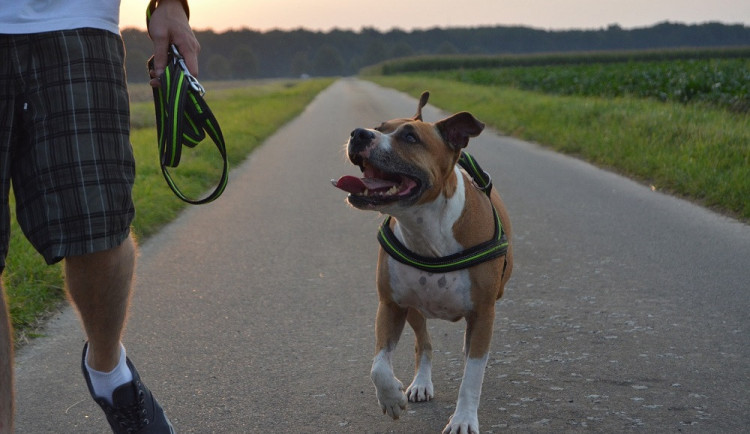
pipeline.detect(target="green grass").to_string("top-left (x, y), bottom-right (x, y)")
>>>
top-left (5, 78), bottom-right (334, 345)
top-left (367, 75), bottom-right (750, 221)
top-left (3, 203), bottom-right (64, 345)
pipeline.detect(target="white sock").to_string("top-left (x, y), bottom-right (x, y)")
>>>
top-left (85, 343), bottom-right (133, 405)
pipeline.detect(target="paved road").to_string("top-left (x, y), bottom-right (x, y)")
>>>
top-left (15, 78), bottom-right (750, 433)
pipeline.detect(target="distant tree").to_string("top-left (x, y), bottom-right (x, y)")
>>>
top-left (205, 54), bottom-right (232, 80)
top-left (122, 28), bottom-right (154, 83)
top-left (362, 40), bottom-right (389, 66)
top-left (437, 41), bottom-right (459, 54)
top-left (348, 56), bottom-right (365, 73)
top-left (389, 41), bottom-right (415, 58)
top-left (124, 47), bottom-right (149, 82)
top-left (312, 45), bottom-right (345, 76)
top-left (230, 45), bottom-right (259, 78)
top-left (290, 51), bottom-right (310, 77)
top-left (120, 22), bottom-right (750, 80)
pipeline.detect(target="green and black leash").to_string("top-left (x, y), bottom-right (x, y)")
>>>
top-left (377, 152), bottom-right (508, 273)
top-left (147, 1), bottom-right (228, 204)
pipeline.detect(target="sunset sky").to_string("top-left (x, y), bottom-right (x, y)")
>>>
top-left (120, 0), bottom-right (750, 32)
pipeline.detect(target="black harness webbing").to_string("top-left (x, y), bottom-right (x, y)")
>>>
top-left (148, 46), bottom-right (228, 204)
top-left (377, 152), bottom-right (508, 273)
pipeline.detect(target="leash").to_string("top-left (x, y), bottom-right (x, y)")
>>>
top-left (377, 152), bottom-right (508, 273)
top-left (146, 1), bottom-right (227, 204)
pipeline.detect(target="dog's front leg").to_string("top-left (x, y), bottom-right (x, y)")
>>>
top-left (405, 307), bottom-right (434, 402)
top-left (443, 307), bottom-right (495, 434)
top-left (371, 300), bottom-right (408, 419)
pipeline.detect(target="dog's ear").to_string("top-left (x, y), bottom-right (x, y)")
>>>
top-left (436, 112), bottom-right (485, 150)
top-left (413, 91), bottom-right (430, 121)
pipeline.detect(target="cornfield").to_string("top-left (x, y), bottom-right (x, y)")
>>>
top-left (369, 48), bottom-right (750, 112)
top-left (438, 59), bottom-right (750, 112)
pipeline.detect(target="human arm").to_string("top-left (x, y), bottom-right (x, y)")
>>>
top-left (146, 0), bottom-right (200, 87)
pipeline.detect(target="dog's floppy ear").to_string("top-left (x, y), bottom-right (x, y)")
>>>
top-left (436, 112), bottom-right (485, 150)
top-left (413, 91), bottom-right (430, 121)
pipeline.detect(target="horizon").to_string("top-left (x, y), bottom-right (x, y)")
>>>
top-left (120, 0), bottom-right (750, 33)
top-left (121, 18), bottom-right (749, 35)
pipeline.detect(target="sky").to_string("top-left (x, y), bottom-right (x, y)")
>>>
top-left (120, 0), bottom-right (750, 32)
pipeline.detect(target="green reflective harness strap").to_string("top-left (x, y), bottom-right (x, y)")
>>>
top-left (376, 151), bottom-right (508, 273)
top-left (458, 151), bottom-right (492, 198)
top-left (378, 208), bottom-right (508, 273)
top-left (149, 49), bottom-right (228, 205)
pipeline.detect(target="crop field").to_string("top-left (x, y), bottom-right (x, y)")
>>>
top-left (368, 48), bottom-right (750, 113)
top-left (431, 58), bottom-right (750, 112)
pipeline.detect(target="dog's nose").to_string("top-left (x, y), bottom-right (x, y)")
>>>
top-left (351, 128), bottom-right (374, 141)
top-left (349, 128), bottom-right (375, 154)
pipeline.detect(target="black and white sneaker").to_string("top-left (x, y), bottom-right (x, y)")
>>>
top-left (82, 343), bottom-right (176, 433)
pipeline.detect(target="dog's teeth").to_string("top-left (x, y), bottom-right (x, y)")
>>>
top-left (353, 185), bottom-right (400, 197)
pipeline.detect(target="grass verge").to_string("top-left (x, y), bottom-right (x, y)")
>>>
top-left (367, 75), bottom-right (750, 221)
top-left (5, 78), bottom-right (334, 346)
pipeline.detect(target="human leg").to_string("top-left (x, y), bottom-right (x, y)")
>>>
top-left (11, 29), bottom-right (172, 432)
top-left (0, 32), bottom-right (19, 434)
top-left (0, 284), bottom-right (13, 433)
top-left (65, 234), bottom-right (135, 372)
top-left (68, 234), bottom-right (174, 434)
top-left (10, 29), bottom-right (136, 374)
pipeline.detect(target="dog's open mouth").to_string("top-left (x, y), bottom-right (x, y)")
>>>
top-left (332, 161), bottom-right (420, 206)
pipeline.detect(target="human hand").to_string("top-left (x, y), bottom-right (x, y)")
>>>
top-left (147, 0), bottom-right (200, 87)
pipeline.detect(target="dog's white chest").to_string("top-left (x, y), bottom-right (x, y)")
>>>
top-left (383, 167), bottom-right (474, 320)
top-left (388, 257), bottom-right (473, 320)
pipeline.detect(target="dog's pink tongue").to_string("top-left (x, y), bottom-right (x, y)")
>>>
top-left (333, 176), bottom-right (367, 194)
top-left (332, 176), bottom-right (397, 194)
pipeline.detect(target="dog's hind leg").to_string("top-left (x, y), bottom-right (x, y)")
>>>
top-left (405, 308), bottom-right (434, 402)
top-left (371, 301), bottom-right (408, 419)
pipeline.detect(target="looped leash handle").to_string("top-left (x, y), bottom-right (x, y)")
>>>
top-left (147, 46), bottom-right (228, 205)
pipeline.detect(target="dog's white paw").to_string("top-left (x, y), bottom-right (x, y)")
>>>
top-left (373, 376), bottom-right (407, 419)
top-left (442, 410), bottom-right (479, 434)
top-left (371, 353), bottom-right (408, 419)
top-left (406, 376), bottom-right (434, 402)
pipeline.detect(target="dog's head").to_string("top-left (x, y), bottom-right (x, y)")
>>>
top-left (333, 91), bottom-right (485, 210)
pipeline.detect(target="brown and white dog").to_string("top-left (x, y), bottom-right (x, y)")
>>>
top-left (333, 92), bottom-right (513, 433)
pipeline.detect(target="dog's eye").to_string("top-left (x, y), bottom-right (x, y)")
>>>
top-left (404, 132), bottom-right (419, 144)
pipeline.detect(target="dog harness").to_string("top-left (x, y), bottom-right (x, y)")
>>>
top-left (377, 152), bottom-right (509, 273)
top-left (147, 2), bottom-right (228, 204)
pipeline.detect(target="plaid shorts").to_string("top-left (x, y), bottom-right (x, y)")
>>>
top-left (0, 28), bottom-right (135, 270)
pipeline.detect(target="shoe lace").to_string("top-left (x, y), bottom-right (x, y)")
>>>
top-left (111, 384), bottom-right (150, 433)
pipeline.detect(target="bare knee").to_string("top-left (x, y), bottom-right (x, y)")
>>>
top-left (66, 235), bottom-right (135, 277)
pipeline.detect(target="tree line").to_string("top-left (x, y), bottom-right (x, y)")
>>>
top-left (122, 21), bottom-right (750, 82)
